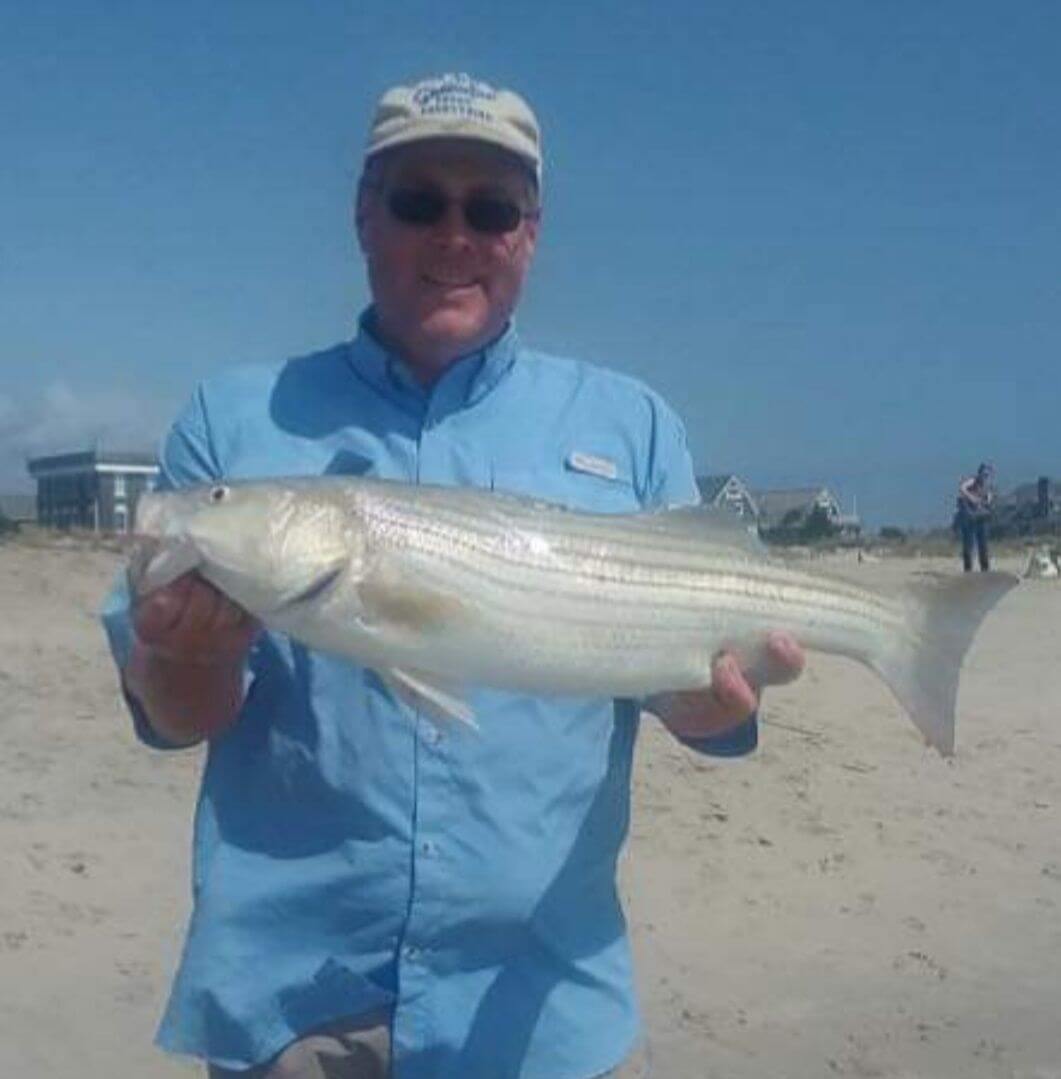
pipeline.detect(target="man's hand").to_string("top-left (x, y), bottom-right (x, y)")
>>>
top-left (133, 572), bottom-right (258, 663)
top-left (646, 632), bottom-right (805, 741)
top-left (125, 573), bottom-right (259, 746)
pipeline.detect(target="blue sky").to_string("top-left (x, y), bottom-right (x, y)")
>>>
top-left (1, 1), bottom-right (1057, 526)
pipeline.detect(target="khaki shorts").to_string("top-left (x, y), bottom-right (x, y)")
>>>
top-left (206, 1010), bottom-right (649, 1078)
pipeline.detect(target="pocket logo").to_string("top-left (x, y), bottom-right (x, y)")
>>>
top-left (566, 451), bottom-right (619, 481)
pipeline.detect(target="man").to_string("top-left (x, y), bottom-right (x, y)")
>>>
top-left (956, 462), bottom-right (995, 572)
top-left (104, 73), bottom-right (803, 1078)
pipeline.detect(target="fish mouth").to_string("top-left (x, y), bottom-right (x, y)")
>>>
top-left (127, 536), bottom-right (203, 596)
top-left (272, 562), bottom-right (346, 614)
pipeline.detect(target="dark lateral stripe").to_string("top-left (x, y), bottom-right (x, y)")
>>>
top-left (361, 521), bottom-right (900, 638)
top-left (368, 497), bottom-right (881, 609)
top-left (364, 506), bottom-right (898, 629)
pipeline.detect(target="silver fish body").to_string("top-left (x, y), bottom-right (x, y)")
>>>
top-left (132, 476), bottom-right (1019, 753)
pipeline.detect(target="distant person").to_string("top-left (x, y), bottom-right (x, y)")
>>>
top-left (956, 462), bottom-right (994, 572)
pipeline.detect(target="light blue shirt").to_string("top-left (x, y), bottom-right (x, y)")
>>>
top-left (102, 313), bottom-right (756, 1078)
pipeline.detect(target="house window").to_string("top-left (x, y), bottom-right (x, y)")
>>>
top-left (114, 505), bottom-right (128, 532)
top-left (114, 474), bottom-right (127, 499)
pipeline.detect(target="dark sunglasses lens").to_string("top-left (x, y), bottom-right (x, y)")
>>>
top-left (388, 189), bottom-right (447, 226)
top-left (387, 188), bottom-right (523, 234)
top-left (465, 196), bottom-right (522, 234)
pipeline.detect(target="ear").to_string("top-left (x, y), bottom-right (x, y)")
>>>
top-left (354, 193), bottom-right (370, 254)
top-left (521, 208), bottom-right (541, 261)
top-left (355, 158), bottom-right (387, 254)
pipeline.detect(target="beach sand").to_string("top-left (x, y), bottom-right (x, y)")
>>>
top-left (1, 539), bottom-right (1058, 1078)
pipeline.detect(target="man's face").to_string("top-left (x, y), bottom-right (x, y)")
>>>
top-left (356, 140), bottom-right (539, 381)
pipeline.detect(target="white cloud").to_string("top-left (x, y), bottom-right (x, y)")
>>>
top-left (0, 380), bottom-right (174, 491)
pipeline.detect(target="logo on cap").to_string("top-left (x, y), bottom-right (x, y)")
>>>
top-left (412, 73), bottom-right (499, 124)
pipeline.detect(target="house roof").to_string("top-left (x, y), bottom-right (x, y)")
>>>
top-left (26, 449), bottom-right (158, 477)
top-left (696, 474), bottom-right (737, 502)
top-left (754, 486), bottom-right (830, 513)
top-left (1000, 478), bottom-right (1059, 506)
top-left (751, 487), bottom-right (846, 529)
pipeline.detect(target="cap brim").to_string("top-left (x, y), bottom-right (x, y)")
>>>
top-left (365, 129), bottom-right (540, 184)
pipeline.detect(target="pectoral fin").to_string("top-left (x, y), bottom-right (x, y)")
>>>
top-left (359, 567), bottom-right (470, 632)
top-left (381, 667), bottom-right (478, 730)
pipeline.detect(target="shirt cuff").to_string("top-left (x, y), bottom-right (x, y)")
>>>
top-left (678, 714), bottom-right (758, 757)
top-left (100, 574), bottom-right (195, 751)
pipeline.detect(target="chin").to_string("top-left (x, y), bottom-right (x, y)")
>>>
top-left (419, 312), bottom-right (494, 358)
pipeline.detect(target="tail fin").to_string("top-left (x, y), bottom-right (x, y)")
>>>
top-left (872, 571), bottom-right (1019, 755)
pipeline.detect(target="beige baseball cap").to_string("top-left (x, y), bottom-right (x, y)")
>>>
top-left (364, 73), bottom-right (542, 187)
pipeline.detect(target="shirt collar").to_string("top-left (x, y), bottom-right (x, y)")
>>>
top-left (346, 307), bottom-right (519, 416)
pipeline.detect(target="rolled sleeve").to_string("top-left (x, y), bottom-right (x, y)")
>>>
top-left (98, 381), bottom-right (230, 749)
top-left (100, 576), bottom-right (189, 750)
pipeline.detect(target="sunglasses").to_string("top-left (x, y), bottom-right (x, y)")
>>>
top-left (386, 187), bottom-right (532, 236)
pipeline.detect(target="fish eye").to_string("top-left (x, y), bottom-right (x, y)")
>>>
top-left (208, 484), bottom-right (230, 504)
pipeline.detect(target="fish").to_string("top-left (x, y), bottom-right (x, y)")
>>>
top-left (130, 475), bottom-right (1020, 754)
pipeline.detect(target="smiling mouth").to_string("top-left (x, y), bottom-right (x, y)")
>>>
top-left (423, 275), bottom-right (478, 289)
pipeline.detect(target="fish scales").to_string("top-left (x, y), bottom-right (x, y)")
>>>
top-left (366, 494), bottom-right (904, 642)
top-left (131, 475), bottom-right (1020, 753)
top-left (334, 488), bottom-right (953, 703)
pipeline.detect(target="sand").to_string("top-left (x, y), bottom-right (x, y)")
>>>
top-left (1, 539), bottom-right (1058, 1078)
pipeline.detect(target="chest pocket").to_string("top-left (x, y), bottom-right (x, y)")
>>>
top-left (490, 462), bottom-right (641, 514)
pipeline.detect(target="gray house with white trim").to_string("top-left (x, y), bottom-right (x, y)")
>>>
top-left (27, 450), bottom-right (158, 533)
top-left (754, 486), bottom-right (861, 537)
top-left (696, 474), bottom-right (759, 521)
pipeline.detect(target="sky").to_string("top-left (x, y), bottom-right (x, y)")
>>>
top-left (1, 0), bottom-right (1058, 527)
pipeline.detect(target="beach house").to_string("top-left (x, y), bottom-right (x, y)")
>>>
top-left (26, 449), bottom-right (158, 533)
top-left (696, 474), bottom-right (759, 521)
top-left (754, 486), bottom-right (861, 540)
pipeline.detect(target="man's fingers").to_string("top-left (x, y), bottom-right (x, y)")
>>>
top-left (761, 632), bottom-right (806, 686)
top-left (133, 574), bottom-right (196, 642)
top-left (211, 597), bottom-right (257, 638)
top-left (181, 578), bottom-right (225, 633)
top-left (710, 633), bottom-right (805, 720)
top-left (739, 632), bottom-right (806, 690)
top-left (181, 581), bottom-right (256, 648)
top-left (709, 653), bottom-right (759, 723)
top-left (134, 573), bottom-right (255, 661)
top-left (212, 599), bottom-right (245, 632)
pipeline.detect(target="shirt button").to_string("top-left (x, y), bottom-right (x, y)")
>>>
top-left (420, 840), bottom-right (437, 857)
top-left (422, 723), bottom-right (442, 745)
top-left (402, 944), bottom-right (420, 961)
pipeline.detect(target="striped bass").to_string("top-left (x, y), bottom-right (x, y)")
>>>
top-left (131, 476), bottom-right (1019, 754)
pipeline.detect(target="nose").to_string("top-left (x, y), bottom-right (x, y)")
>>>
top-left (429, 198), bottom-right (475, 247)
